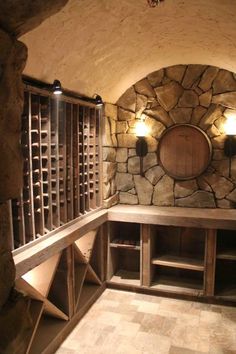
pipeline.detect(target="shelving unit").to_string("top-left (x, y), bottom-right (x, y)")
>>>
top-left (15, 226), bottom-right (105, 354)
top-left (10, 86), bottom-right (102, 250)
top-left (149, 226), bottom-right (205, 295)
top-left (107, 222), bottom-right (141, 286)
top-left (215, 229), bottom-right (236, 301)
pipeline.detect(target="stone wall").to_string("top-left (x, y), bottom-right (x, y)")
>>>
top-left (113, 64), bottom-right (236, 208)
top-left (102, 103), bottom-right (119, 208)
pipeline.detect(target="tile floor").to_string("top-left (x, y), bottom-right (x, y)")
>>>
top-left (56, 289), bottom-right (236, 354)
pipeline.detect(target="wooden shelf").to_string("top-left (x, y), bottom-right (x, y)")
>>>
top-left (151, 275), bottom-right (203, 296)
top-left (152, 255), bottom-right (204, 271)
top-left (217, 249), bottom-right (236, 261)
top-left (110, 270), bottom-right (140, 286)
top-left (110, 241), bottom-right (140, 251)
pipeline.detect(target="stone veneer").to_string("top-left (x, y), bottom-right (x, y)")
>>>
top-left (103, 64), bottom-right (236, 208)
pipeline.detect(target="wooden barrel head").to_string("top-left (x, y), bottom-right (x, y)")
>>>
top-left (158, 124), bottom-right (212, 180)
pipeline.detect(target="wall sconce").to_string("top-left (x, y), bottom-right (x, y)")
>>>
top-left (52, 79), bottom-right (62, 95)
top-left (224, 112), bottom-right (236, 178)
top-left (135, 117), bottom-right (148, 176)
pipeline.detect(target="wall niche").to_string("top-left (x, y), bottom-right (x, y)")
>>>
top-left (114, 64), bottom-right (236, 208)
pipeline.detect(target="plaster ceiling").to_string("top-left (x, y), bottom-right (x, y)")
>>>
top-left (20, 0), bottom-right (236, 103)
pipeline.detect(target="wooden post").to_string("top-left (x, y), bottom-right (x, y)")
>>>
top-left (141, 224), bottom-right (151, 287)
top-left (204, 228), bottom-right (217, 296)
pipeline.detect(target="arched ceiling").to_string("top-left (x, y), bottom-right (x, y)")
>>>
top-left (20, 0), bottom-right (236, 103)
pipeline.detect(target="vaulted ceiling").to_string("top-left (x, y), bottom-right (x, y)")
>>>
top-left (20, 0), bottom-right (236, 103)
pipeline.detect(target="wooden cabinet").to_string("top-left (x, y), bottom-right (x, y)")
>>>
top-left (106, 205), bottom-right (236, 304)
top-left (107, 222), bottom-right (141, 286)
top-left (215, 229), bottom-right (236, 301)
top-left (15, 226), bottom-right (105, 354)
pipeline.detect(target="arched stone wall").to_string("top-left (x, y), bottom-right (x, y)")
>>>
top-left (107, 64), bottom-right (236, 208)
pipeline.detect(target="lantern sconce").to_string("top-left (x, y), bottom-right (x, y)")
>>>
top-left (224, 111), bottom-right (236, 178)
top-left (135, 116), bottom-right (149, 176)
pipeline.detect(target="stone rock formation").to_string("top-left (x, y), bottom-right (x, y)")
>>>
top-left (114, 64), bottom-right (236, 209)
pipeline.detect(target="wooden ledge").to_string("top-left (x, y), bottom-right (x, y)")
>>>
top-left (14, 209), bottom-right (108, 279)
top-left (107, 205), bottom-right (236, 230)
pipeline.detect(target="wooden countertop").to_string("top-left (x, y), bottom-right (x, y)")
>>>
top-left (108, 205), bottom-right (236, 230)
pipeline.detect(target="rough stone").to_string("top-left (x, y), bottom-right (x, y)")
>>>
top-left (212, 92), bottom-right (236, 109)
top-left (178, 90), bottom-right (199, 108)
top-left (103, 162), bottom-right (116, 183)
top-left (0, 0), bottom-right (68, 37)
top-left (110, 179), bottom-right (116, 195)
top-left (206, 125), bottom-right (221, 138)
top-left (134, 176), bottom-right (153, 205)
top-left (223, 108), bottom-right (236, 120)
top-left (103, 117), bottom-right (113, 146)
top-left (212, 149), bottom-right (225, 160)
top-left (198, 66), bottom-right (219, 92)
top-left (0, 33), bottom-right (27, 201)
top-left (169, 108), bottom-right (192, 124)
top-left (136, 94), bottom-right (148, 118)
top-left (118, 108), bottom-right (135, 121)
top-left (145, 165), bottom-right (165, 185)
top-left (203, 173), bottom-right (234, 199)
top-left (119, 192), bottom-right (138, 204)
top-left (117, 86), bottom-right (136, 112)
top-left (0, 203), bottom-right (15, 309)
top-left (226, 188), bottom-right (236, 203)
top-left (117, 163), bottom-right (127, 173)
top-left (182, 65), bottom-right (207, 89)
top-left (115, 172), bottom-right (134, 192)
top-left (128, 188), bottom-right (136, 195)
top-left (147, 69), bottom-right (164, 87)
top-left (190, 106), bottom-right (207, 125)
top-left (145, 116), bottom-right (165, 138)
top-left (213, 69), bottom-right (236, 94)
top-left (103, 147), bottom-right (116, 162)
top-left (103, 182), bottom-right (111, 199)
top-left (199, 104), bottom-right (223, 130)
top-left (214, 116), bottom-right (226, 134)
top-left (128, 148), bottom-right (136, 157)
top-left (162, 76), bottom-right (171, 85)
top-left (143, 153), bottom-right (158, 172)
top-left (104, 103), bottom-right (117, 120)
top-left (175, 191), bottom-right (215, 208)
top-left (117, 133), bottom-right (137, 148)
top-left (175, 180), bottom-right (198, 198)
top-left (197, 177), bottom-right (212, 192)
top-left (128, 156), bottom-right (140, 174)
top-left (116, 148), bottom-right (128, 163)
top-left (116, 121), bottom-right (128, 134)
top-left (155, 81), bottom-right (183, 111)
top-left (166, 65), bottom-right (186, 84)
top-left (111, 134), bottom-right (118, 147)
top-left (153, 175), bottom-right (174, 206)
top-left (216, 199), bottom-right (233, 209)
top-left (145, 106), bottom-right (174, 127)
top-left (134, 78), bottom-right (155, 98)
top-left (199, 90), bottom-right (212, 108)
top-left (211, 160), bottom-right (230, 178)
top-left (211, 135), bottom-right (225, 149)
top-left (146, 136), bottom-right (158, 152)
top-left (103, 193), bottom-right (119, 208)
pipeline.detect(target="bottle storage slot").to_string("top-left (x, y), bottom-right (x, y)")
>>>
top-left (10, 88), bottom-right (102, 250)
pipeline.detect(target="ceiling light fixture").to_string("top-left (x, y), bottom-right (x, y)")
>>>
top-left (147, 0), bottom-right (164, 7)
top-left (94, 94), bottom-right (104, 107)
top-left (52, 79), bottom-right (62, 95)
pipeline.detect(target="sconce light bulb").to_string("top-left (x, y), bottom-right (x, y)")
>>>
top-left (224, 114), bottom-right (236, 135)
top-left (135, 120), bottom-right (149, 137)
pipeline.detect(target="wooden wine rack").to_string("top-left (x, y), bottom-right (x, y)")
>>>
top-left (11, 86), bottom-right (102, 250)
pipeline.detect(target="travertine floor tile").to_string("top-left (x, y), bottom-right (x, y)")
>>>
top-left (56, 289), bottom-right (236, 354)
